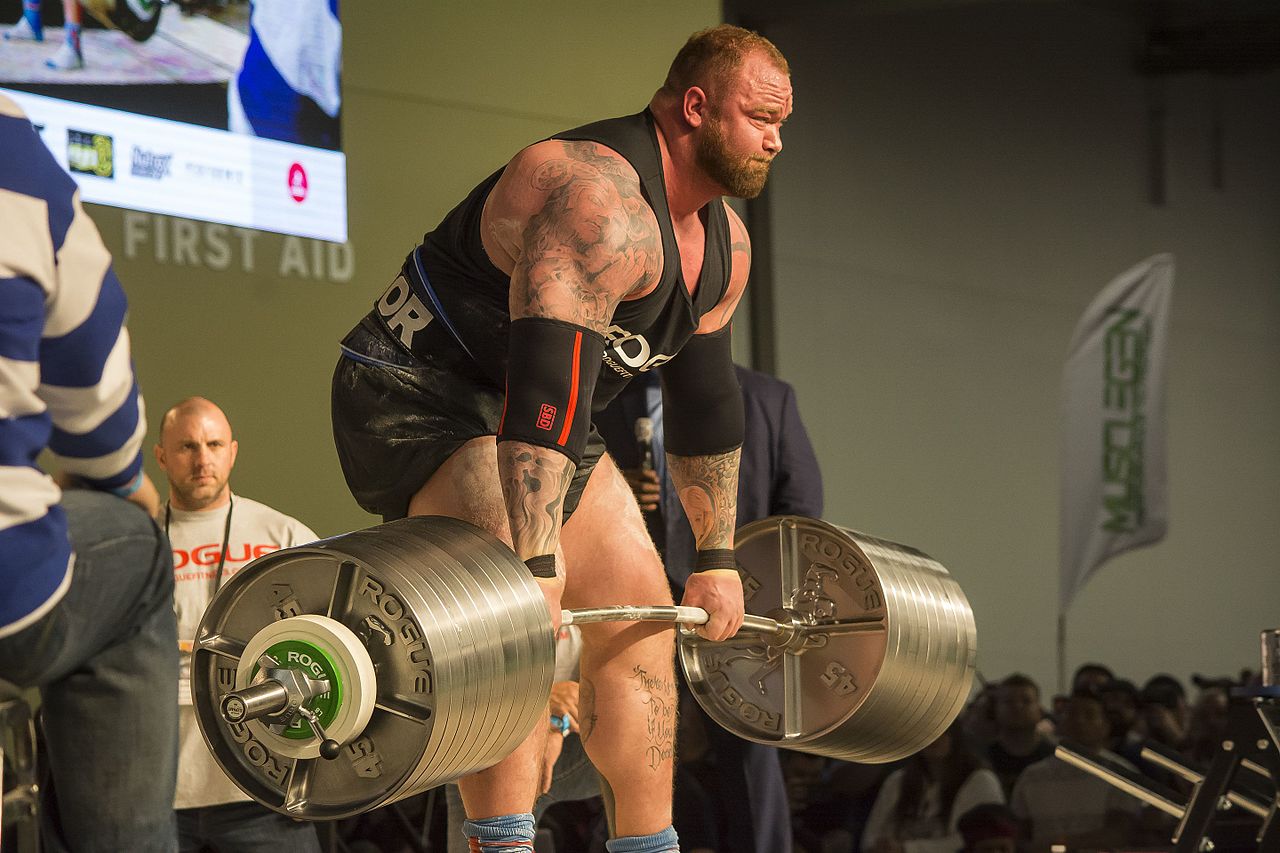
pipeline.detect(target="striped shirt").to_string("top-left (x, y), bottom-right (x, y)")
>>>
top-left (0, 94), bottom-right (148, 639)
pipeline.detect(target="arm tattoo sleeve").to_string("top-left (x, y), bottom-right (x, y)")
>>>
top-left (510, 141), bottom-right (660, 332)
top-left (497, 442), bottom-right (576, 559)
top-left (667, 448), bottom-right (741, 550)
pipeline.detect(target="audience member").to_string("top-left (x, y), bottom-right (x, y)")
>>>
top-left (960, 682), bottom-right (1000, 754)
top-left (1138, 674), bottom-right (1189, 750)
top-left (1099, 679), bottom-right (1140, 750)
top-left (987, 674), bottom-right (1055, 799)
top-left (155, 397), bottom-right (321, 853)
top-left (1072, 662), bottom-right (1114, 694)
top-left (1011, 689), bottom-right (1140, 852)
top-left (1185, 685), bottom-right (1230, 766)
top-left (955, 803), bottom-right (1018, 853)
top-left (597, 363), bottom-right (823, 853)
top-left (0, 92), bottom-right (178, 851)
top-left (861, 720), bottom-right (1004, 853)
top-left (785, 751), bottom-right (853, 853)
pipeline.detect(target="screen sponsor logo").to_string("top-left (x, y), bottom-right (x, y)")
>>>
top-left (183, 160), bottom-right (245, 186)
top-left (288, 161), bottom-right (309, 203)
top-left (131, 146), bottom-right (173, 180)
top-left (67, 129), bottom-right (114, 178)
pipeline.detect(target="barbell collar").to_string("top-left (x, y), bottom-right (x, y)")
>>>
top-left (221, 680), bottom-right (290, 724)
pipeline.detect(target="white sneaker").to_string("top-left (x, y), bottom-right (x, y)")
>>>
top-left (45, 41), bottom-right (83, 70)
top-left (4, 17), bottom-right (42, 41)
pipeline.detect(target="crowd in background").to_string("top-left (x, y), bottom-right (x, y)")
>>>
top-left (779, 663), bottom-right (1254, 853)
top-left (426, 661), bottom-right (1256, 853)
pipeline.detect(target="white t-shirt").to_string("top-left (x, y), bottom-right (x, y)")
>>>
top-left (1010, 751), bottom-right (1142, 848)
top-left (167, 492), bottom-right (317, 810)
top-left (862, 766), bottom-right (1005, 853)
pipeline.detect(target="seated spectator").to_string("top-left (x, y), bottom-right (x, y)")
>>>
top-left (1072, 663), bottom-right (1115, 695)
top-left (960, 682), bottom-right (999, 753)
top-left (1185, 685), bottom-right (1230, 766)
top-left (1139, 674), bottom-right (1189, 751)
top-left (0, 92), bottom-right (177, 852)
top-left (785, 752), bottom-right (842, 853)
top-left (1099, 679), bottom-right (1141, 753)
top-left (1011, 689), bottom-right (1140, 852)
top-left (861, 720), bottom-right (1004, 853)
top-left (987, 674), bottom-right (1055, 799)
top-left (956, 803), bottom-right (1018, 853)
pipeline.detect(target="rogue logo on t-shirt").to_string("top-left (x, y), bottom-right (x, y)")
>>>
top-left (172, 543), bottom-right (281, 570)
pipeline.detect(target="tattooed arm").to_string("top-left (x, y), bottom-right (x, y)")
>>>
top-left (496, 141), bottom-right (662, 563)
top-left (660, 203), bottom-right (753, 641)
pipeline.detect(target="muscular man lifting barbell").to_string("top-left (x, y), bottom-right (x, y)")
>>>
top-left (330, 24), bottom-right (791, 853)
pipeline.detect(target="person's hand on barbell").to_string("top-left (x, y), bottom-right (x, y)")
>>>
top-left (680, 569), bottom-right (745, 641)
top-left (549, 681), bottom-right (580, 732)
top-left (532, 556), bottom-right (566, 634)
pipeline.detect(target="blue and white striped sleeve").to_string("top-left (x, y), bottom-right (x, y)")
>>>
top-left (0, 94), bottom-right (148, 636)
top-left (40, 200), bottom-right (147, 496)
top-left (4, 102), bottom-right (147, 495)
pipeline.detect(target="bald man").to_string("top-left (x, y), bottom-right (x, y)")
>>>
top-left (155, 397), bottom-right (320, 853)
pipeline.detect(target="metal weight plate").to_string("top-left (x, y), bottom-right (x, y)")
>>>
top-left (679, 516), bottom-right (976, 763)
top-left (192, 516), bottom-right (555, 819)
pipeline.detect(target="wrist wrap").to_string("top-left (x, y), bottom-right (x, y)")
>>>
top-left (498, 317), bottom-right (605, 465)
top-left (695, 548), bottom-right (737, 572)
top-left (524, 554), bottom-right (557, 579)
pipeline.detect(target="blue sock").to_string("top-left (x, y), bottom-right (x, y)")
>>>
top-left (23, 1), bottom-right (43, 39)
top-left (65, 20), bottom-right (80, 53)
top-left (461, 813), bottom-right (535, 852)
top-left (606, 826), bottom-right (680, 853)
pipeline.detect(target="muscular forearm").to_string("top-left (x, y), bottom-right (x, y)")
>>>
top-left (497, 441), bottom-right (576, 559)
top-left (667, 448), bottom-right (740, 550)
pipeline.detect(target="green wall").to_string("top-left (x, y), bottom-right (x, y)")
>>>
top-left (88, 1), bottom-right (720, 536)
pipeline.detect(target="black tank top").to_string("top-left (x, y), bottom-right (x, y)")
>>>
top-left (373, 110), bottom-right (732, 414)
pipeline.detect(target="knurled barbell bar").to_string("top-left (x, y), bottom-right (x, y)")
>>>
top-left (191, 515), bottom-right (976, 819)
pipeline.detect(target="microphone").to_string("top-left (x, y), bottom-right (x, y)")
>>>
top-left (634, 417), bottom-right (655, 471)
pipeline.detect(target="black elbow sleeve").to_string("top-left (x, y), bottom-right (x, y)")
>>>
top-left (498, 317), bottom-right (605, 465)
top-left (660, 327), bottom-right (744, 456)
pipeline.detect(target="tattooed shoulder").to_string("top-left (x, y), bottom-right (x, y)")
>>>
top-left (512, 142), bottom-right (662, 329)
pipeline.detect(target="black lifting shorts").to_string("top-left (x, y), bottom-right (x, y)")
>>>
top-left (331, 313), bottom-right (605, 523)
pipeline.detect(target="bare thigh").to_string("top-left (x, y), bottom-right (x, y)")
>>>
top-left (560, 452), bottom-right (671, 610)
top-left (406, 436), bottom-right (516, 544)
top-left (408, 438), bottom-right (663, 603)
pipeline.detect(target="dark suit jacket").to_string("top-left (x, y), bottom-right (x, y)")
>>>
top-left (595, 364), bottom-right (824, 585)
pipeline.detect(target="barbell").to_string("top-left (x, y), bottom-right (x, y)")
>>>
top-left (191, 515), bottom-right (976, 819)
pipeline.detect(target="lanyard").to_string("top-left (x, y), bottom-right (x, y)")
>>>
top-left (166, 496), bottom-right (235, 594)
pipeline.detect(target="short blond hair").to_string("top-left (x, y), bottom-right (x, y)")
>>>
top-left (660, 24), bottom-right (789, 98)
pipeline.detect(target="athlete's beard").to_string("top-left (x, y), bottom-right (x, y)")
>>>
top-left (696, 116), bottom-right (772, 199)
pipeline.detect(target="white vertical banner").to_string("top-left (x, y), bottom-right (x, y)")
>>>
top-left (1059, 254), bottom-right (1174, 614)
